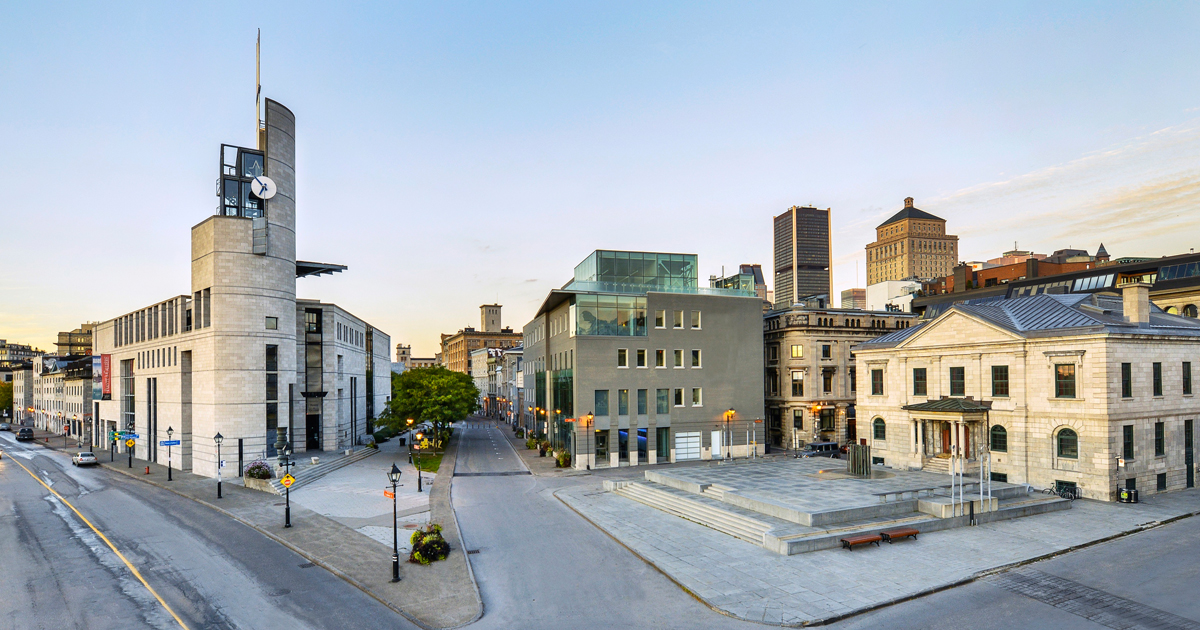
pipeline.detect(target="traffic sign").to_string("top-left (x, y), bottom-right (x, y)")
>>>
top-left (160, 440), bottom-right (181, 446)
top-left (125, 433), bottom-right (140, 439)
top-left (125, 439), bottom-right (136, 448)
top-left (280, 474), bottom-right (295, 488)
top-left (383, 489), bottom-right (394, 499)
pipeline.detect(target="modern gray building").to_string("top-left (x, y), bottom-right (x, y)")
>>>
top-left (522, 250), bottom-right (765, 469)
top-left (773, 206), bottom-right (832, 308)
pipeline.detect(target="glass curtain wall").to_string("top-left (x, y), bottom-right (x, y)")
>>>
top-left (574, 251), bottom-right (698, 290)
top-left (574, 295), bottom-right (647, 336)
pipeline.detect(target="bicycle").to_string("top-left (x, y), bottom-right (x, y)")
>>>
top-left (1041, 486), bottom-right (1079, 501)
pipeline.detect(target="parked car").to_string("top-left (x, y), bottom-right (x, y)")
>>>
top-left (72, 452), bottom-right (99, 467)
top-left (797, 441), bottom-right (841, 459)
top-left (0, 423), bottom-right (10, 431)
top-left (16, 427), bottom-right (34, 441)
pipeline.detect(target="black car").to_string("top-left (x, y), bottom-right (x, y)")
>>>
top-left (16, 427), bottom-right (34, 442)
top-left (797, 441), bottom-right (841, 458)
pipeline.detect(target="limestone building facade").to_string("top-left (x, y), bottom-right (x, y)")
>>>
top-left (440, 305), bottom-right (522, 374)
top-left (855, 284), bottom-right (1200, 501)
top-left (866, 197), bottom-right (958, 285)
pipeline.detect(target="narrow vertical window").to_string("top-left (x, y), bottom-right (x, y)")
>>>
top-left (991, 365), bottom-right (1009, 397)
top-left (912, 368), bottom-right (927, 396)
top-left (1123, 425), bottom-right (1134, 460)
top-left (1184, 362), bottom-right (1192, 396)
top-left (1153, 362), bottom-right (1163, 396)
top-left (1121, 363), bottom-right (1133, 398)
top-left (950, 367), bottom-right (965, 396)
top-left (1155, 421), bottom-right (1165, 457)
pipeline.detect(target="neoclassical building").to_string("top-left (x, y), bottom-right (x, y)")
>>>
top-left (855, 283), bottom-right (1200, 501)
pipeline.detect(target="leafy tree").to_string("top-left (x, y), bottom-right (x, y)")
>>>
top-left (379, 366), bottom-right (478, 447)
top-left (0, 381), bottom-right (11, 419)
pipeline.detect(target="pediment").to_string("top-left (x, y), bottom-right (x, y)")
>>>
top-left (898, 310), bottom-right (1022, 349)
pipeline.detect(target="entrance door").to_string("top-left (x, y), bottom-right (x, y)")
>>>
top-left (675, 432), bottom-right (701, 461)
top-left (941, 425), bottom-right (951, 454)
top-left (962, 427), bottom-right (970, 457)
top-left (712, 430), bottom-right (723, 459)
top-left (1187, 419), bottom-right (1195, 488)
top-left (306, 414), bottom-right (321, 451)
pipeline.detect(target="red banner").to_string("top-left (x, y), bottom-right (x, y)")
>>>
top-left (101, 354), bottom-right (112, 400)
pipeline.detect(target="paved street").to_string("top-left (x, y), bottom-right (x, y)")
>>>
top-left (0, 432), bottom-right (414, 630)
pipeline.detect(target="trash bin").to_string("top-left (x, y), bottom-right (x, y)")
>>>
top-left (1118, 488), bottom-right (1129, 503)
top-left (1129, 488), bottom-right (1139, 504)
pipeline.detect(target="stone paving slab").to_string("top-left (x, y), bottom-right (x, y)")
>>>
top-left (558, 481), bottom-right (1200, 626)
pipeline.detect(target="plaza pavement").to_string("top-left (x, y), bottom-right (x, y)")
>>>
top-left (557, 466), bottom-right (1200, 626)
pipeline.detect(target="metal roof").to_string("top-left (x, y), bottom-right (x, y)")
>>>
top-left (902, 398), bottom-right (991, 413)
top-left (296, 260), bottom-right (347, 278)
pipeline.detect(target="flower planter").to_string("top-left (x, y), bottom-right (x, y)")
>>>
top-left (244, 476), bottom-right (277, 494)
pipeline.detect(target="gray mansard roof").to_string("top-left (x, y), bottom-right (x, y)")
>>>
top-left (863, 292), bottom-right (1200, 348)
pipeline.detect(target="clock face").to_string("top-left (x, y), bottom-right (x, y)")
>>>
top-left (251, 176), bottom-right (277, 199)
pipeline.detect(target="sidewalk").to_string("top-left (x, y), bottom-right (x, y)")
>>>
top-left (503, 424), bottom-right (589, 477)
top-left (30, 427), bottom-right (481, 630)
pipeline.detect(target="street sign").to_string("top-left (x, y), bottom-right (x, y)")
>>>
top-left (125, 439), bottom-right (135, 447)
top-left (160, 440), bottom-right (181, 446)
top-left (383, 489), bottom-right (394, 499)
top-left (125, 433), bottom-right (140, 439)
top-left (219, 460), bottom-right (226, 468)
top-left (280, 474), bottom-right (295, 488)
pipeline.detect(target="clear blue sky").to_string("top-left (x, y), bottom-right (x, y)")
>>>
top-left (4, 2), bottom-right (1200, 356)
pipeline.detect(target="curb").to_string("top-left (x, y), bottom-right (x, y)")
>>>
top-left (438, 429), bottom-right (485, 629)
top-left (557, 485), bottom-right (1200, 628)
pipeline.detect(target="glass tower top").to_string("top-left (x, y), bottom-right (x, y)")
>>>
top-left (572, 250), bottom-right (698, 291)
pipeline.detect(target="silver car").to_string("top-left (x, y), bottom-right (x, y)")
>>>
top-left (72, 452), bottom-right (99, 467)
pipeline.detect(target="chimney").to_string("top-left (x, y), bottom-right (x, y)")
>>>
top-left (904, 197), bottom-right (914, 208)
top-left (1121, 282), bottom-right (1151, 326)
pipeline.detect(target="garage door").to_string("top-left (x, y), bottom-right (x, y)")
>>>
top-left (675, 432), bottom-right (701, 461)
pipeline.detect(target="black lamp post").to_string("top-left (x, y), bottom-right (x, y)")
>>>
top-left (406, 418), bottom-right (414, 463)
top-left (166, 426), bottom-right (173, 481)
top-left (282, 445), bottom-right (294, 528)
top-left (414, 432), bottom-right (424, 493)
top-left (214, 432), bottom-right (224, 499)
top-left (387, 462), bottom-right (402, 582)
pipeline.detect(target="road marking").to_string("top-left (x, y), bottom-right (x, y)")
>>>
top-left (1, 448), bottom-right (192, 630)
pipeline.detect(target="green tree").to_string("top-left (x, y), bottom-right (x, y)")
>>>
top-left (379, 366), bottom-right (479, 446)
top-left (0, 381), bottom-right (11, 419)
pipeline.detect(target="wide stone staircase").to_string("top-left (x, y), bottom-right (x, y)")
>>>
top-left (609, 481), bottom-right (774, 544)
top-left (266, 447), bottom-right (379, 494)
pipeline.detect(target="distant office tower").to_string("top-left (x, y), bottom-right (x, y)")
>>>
top-left (866, 197), bottom-right (958, 284)
top-left (773, 206), bottom-right (831, 308)
top-left (840, 288), bottom-right (866, 309)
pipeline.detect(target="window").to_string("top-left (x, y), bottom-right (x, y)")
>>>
top-left (691, 350), bottom-right (702, 368)
top-left (1056, 428), bottom-right (1078, 459)
top-left (990, 472), bottom-right (1008, 483)
top-left (1185, 362), bottom-right (1193, 395)
top-left (949, 367), bottom-right (965, 396)
top-left (791, 371), bottom-right (804, 397)
top-left (873, 418), bottom-right (886, 440)
top-left (617, 349), bottom-right (628, 368)
top-left (1155, 421), bottom-right (1165, 456)
top-left (656, 427), bottom-right (669, 458)
top-left (990, 425), bottom-right (1007, 452)
top-left (849, 367), bottom-right (857, 393)
top-left (767, 345), bottom-right (779, 362)
top-left (1153, 362), bottom-right (1163, 396)
top-left (691, 388), bottom-right (703, 406)
top-left (1055, 364), bottom-right (1076, 398)
top-left (821, 344), bottom-right (832, 359)
top-left (637, 389), bottom-right (647, 415)
top-left (871, 369), bottom-right (884, 395)
top-left (912, 368), bottom-right (927, 396)
top-left (790, 344), bottom-right (803, 358)
top-left (655, 350), bottom-right (665, 368)
top-left (656, 389), bottom-right (669, 414)
top-left (822, 369), bottom-right (834, 394)
top-left (618, 389), bottom-right (629, 416)
top-left (673, 349), bottom-right (683, 368)
top-left (636, 349), bottom-right (646, 368)
top-left (1123, 425), bottom-right (1134, 460)
top-left (674, 388), bottom-right (684, 407)
top-left (595, 390), bottom-right (609, 416)
top-left (673, 311), bottom-right (683, 328)
top-left (1121, 363), bottom-right (1132, 398)
top-left (265, 316), bottom-right (278, 330)
top-left (792, 409), bottom-right (803, 429)
top-left (655, 310), bottom-right (665, 328)
top-left (1158, 472), bottom-right (1168, 491)
top-left (690, 311), bottom-right (701, 329)
top-left (991, 365), bottom-right (1009, 397)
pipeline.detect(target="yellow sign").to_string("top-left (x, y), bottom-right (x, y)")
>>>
top-left (280, 474), bottom-right (295, 488)
top-left (125, 439), bottom-right (135, 448)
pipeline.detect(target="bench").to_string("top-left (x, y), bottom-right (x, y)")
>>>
top-left (840, 533), bottom-right (882, 550)
top-left (880, 527), bottom-right (920, 544)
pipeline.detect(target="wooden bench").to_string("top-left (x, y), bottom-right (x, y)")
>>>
top-left (840, 533), bottom-right (882, 550)
top-left (880, 527), bottom-right (920, 544)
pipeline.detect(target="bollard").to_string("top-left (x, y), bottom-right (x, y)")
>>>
top-left (145, 466), bottom-right (150, 475)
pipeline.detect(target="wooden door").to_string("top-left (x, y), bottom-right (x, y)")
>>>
top-left (941, 425), bottom-right (950, 453)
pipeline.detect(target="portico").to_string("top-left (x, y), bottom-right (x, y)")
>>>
top-left (901, 398), bottom-right (990, 474)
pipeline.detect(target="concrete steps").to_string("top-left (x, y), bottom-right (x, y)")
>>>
top-left (267, 448), bottom-right (379, 494)
top-left (611, 482), bottom-right (771, 544)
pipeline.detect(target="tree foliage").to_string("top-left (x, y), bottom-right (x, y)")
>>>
top-left (0, 381), bottom-right (12, 418)
top-left (379, 366), bottom-right (478, 444)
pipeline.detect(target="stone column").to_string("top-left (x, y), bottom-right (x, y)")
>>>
top-left (911, 420), bottom-right (918, 454)
top-left (647, 420), bottom-right (657, 465)
top-left (609, 426), bottom-right (619, 468)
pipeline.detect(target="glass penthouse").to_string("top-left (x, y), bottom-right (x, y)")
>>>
top-left (522, 250), bottom-right (765, 469)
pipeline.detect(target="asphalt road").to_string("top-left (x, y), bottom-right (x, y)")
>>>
top-left (0, 432), bottom-right (415, 630)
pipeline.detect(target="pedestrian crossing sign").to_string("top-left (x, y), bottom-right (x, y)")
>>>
top-left (281, 474), bottom-right (295, 488)
top-left (125, 438), bottom-right (135, 448)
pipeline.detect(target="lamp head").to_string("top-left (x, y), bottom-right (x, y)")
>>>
top-left (387, 463), bottom-right (402, 484)
top-left (167, 426), bottom-right (173, 437)
top-left (214, 432), bottom-right (224, 445)
top-left (407, 418), bottom-right (414, 426)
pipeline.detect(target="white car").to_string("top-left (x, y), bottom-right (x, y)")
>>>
top-left (72, 452), bottom-right (99, 467)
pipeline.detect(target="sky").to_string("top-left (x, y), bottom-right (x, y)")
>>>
top-left (3, 2), bottom-right (1200, 357)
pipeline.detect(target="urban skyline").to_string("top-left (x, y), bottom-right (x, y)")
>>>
top-left (4, 4), bottom-right (1200, 356)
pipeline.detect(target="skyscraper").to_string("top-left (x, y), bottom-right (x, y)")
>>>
top-left (773, 206), bottom-right (832, 308)
top-left (865, 197), bottom-right (957, 284)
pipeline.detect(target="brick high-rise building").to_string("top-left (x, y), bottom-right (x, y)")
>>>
top-left (773, 206), bottom-right (831, 308)
top-left (866, 197), bottom-right (957, 285)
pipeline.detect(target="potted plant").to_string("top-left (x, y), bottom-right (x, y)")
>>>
top-left (538, 440), bottom-right (550, 457)
top-left (409, 523), bottom-right (451, 565)
top-left (242, 460), bottom-right (275, 493)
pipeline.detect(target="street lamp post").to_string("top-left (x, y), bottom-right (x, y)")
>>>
top-left (387, 463), bottom-right (402, 582)
top-left (282, 445), bottom-right (295, 528)
top-left (406, 418), bottom-right (414, 463)
top-left (214, 432), bottom-right (224, 499)
top-left (166, 426), bottom-right (174, 481)
top-left (723, 409), bottom-right (735, 460)
top-left (414, 432), bottom-right (424, 493)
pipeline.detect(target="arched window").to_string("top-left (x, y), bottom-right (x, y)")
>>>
top-left (873, 418), bottom-right (886, 440)
top-left (1166, 306), bottom-right (1179, 315)
top-left (990, 425), bottom-right (1007, 452)
top-left (1185, 304), bottom-right (1198, 318)
top-left (1056, 428), bottom-right (1078, 459)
